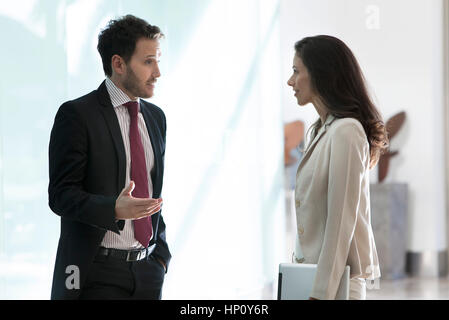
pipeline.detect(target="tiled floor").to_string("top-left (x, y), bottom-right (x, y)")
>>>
top-left (262, 276), bottom-right (449, 300)
top-left (366, 276), bottom-right (449, 300)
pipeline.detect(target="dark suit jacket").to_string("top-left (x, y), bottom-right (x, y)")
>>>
top-left (48, 81), bottom-right (171, 300)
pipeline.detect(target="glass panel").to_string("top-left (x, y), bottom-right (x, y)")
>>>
top-left (0, 0), bottom-right (283, 299)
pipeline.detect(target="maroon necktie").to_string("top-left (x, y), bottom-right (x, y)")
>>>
top-left (124, 101), bottom-right (153, 248)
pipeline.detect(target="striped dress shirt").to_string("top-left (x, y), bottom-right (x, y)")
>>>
top-left (101, 77), bottom-right (154, 250)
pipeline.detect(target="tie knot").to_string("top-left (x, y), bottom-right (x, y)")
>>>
top-left (124, 101), bottom-right (139, 117)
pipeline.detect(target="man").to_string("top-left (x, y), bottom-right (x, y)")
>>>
top-left (48, 15), bottom-right (171, 300)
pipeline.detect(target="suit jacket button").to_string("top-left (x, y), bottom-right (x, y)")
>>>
top-left (298, 225), bottom-right (304, 235)
top-left (295, 200), bottom-right (301, 207)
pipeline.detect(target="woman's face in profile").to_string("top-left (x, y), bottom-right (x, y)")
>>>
top-left (287, 54), bottom-right (315, 106)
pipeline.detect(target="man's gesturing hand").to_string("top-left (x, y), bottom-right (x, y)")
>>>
top-left (115, 181), bottom-right (163, 220)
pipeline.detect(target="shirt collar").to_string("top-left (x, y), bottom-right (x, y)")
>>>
top-left (322, 113), bottom-right (336, 127)
top-left (105, 77), bottom-right (140, 108)
top-left (314, 114), bottom-right (336, 138)
top-left (321, 113), bottom-right (335, 129)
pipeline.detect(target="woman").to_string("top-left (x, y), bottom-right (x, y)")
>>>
top-left (287, 35), bottom-right (387, 300)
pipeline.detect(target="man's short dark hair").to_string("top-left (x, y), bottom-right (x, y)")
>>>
top-left (97, 14), bottom-right (164, 77)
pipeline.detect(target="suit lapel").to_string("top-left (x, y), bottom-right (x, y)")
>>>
top-left (96, 81), bottom-right (127, 191)
top-left (296, 114), bottom-right (336, 177)
top-left (140, 103), bottom-right (163, 232)
top-left (140, 103), bottom-right (162, 197)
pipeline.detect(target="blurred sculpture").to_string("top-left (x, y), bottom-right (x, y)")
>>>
top-left (284, 120), bottom-right (304, 190)
top-left (378, 111), bottom-right (406, 183)
top-left (284, 120), bottom-right (304, 166)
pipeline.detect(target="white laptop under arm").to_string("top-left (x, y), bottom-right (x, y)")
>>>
top-left (277, 263), bottom-right (350, 300)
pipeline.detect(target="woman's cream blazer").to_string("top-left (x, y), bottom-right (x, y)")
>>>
top-left (294, 114), bottom-right (380, 300)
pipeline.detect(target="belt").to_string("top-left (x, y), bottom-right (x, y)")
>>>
top-left (97, 244), bottom-right (156, 262)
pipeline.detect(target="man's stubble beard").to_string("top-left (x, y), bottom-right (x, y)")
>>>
top-left (122, 66), bottom-right (151, 99)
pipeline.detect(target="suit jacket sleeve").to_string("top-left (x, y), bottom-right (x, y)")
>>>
top-left (310, 122), bottom-right (368, 300)
top-left (151, 107), bottom-right (172, 271)
top-left (48, 102), bottom-right (121, 234)
top-left (153, 213), bottom-right (171, 272)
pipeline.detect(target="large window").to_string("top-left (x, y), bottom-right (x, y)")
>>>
top-left (0, 0), bottom-right (284, 299)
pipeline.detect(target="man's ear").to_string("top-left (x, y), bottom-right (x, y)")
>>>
top-left (111, 54), bottom-right (126, 75)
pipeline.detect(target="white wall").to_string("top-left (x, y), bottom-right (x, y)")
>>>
top-left (280, 0), bottom-right (446, 252)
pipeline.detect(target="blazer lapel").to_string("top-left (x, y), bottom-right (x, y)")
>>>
top-left (96, 81), bottom-right (127, 191)
top-left (140, 103), bottom-right (162, 198)
top-left (296, 114), bottom-right (336, 176)
top-left (140, 103), bottom-right (163, 232)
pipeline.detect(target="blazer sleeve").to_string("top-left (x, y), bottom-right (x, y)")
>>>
top-left (48, 102), bottom-right (120, 234)
top-left (152, 212), bottom-right (171, 272)
top-left (151, 108), bottom-right (172, 271)
top-left (310, 122), bottom-right (368, 300)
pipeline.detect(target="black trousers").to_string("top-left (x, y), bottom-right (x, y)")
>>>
top-left (79, 253), bottom-right (165, 300)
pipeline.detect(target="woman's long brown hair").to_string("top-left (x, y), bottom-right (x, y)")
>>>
top-left (295, 35), bottom-right (388, 169)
